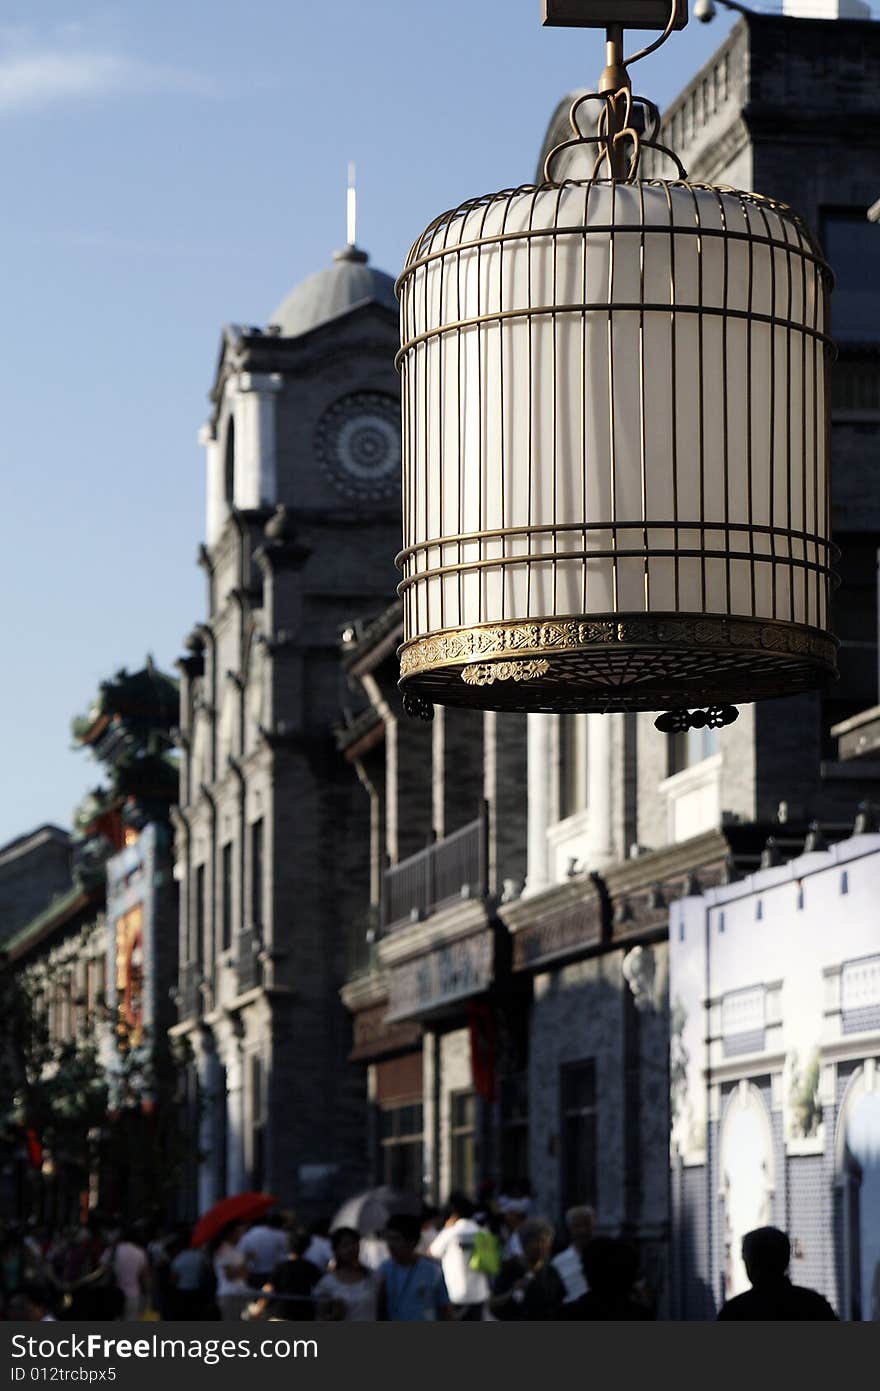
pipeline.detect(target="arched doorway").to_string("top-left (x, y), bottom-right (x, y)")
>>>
top-left (719, 1080), bottom-right (775, 1301)
top-left (836, 1066), bottom-right (880, 1320)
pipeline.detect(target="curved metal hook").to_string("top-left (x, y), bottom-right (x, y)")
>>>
top-left (544, 133), bottom-right (615, 185)
top-left (624, 0), bottom-right (680, 70)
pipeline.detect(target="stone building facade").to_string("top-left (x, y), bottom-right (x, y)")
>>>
top-left (0, 662), bottom-right (179, 1224)
top-left (172, 243), bottom-right (402, 1216)
top-left (337, 603), bottom-right (529, 1203)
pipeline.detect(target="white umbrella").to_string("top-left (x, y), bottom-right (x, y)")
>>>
top-left (331, 1185), bottom-right (422, 1236)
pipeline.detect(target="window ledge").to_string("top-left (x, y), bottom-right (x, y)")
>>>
top-left (659, 753), bottom-right (723, 845)
top-left (547, 807), bottom-right (591, 846)
top-left (658, 752), bottom-right (723, 797)
top-left (546, 807), bottom-right (594, 881)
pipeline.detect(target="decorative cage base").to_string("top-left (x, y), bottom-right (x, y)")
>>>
top-left (398, 613), bottom-right (838, 714)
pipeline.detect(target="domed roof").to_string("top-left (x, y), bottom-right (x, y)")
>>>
top-left (269, 245), bottom-right (398, 338)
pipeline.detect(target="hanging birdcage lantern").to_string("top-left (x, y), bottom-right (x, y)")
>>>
top-left (395, 0), bottom-right (837, 727)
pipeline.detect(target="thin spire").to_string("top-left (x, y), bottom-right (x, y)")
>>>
top-left (334, 161), bottom-right (367, 263)
top-left (347, 161), bottom-right (357, 247)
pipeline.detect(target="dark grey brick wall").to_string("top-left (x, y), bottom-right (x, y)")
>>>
top-left (433, 707), bottom-right (484, 839)
top-left (672, 1159), bottom-right (716, 1320)
top-left (787, 1154), bottom-right (831, 1302)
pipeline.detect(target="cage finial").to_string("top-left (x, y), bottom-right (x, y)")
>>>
top-left (542, 0), bottom-right (687, 182)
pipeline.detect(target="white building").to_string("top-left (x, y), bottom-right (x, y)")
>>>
top-left (670, 828), bottom-right (880, 1319)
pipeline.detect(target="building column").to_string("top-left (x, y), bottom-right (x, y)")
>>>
top-left (525, 713), bottom-right (554, 897)
top-left (421, 1031), bottom-right (441, 1204)
top-left (234, 372), bottom-right (282, 510)
top-left (190, 1029), bottom-right (223, 1213)
top-left (585, 713), bottom-right (616, 871)
top-left (214, 1015), bottom-right (246, 1196)
top-left (199, 424), bottom-right (224, 548)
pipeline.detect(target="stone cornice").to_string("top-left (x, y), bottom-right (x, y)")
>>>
top-left (499, 831), bottom-right (735, 973)
top-left (705, 1052), bottom-right (787, 1086)
top-left (377, 897), bottom-right (492, 968)
top-left (832, 705), bottom-right (880, 762)
top-left (349, 1003), bottom-right (423, 1062)
top-left (208, 317), bottom-right (399, 418)
top-left (341, 967), bottom-right (389, 1013)
top-left (254, 539), bottom-right (312, 574)
top-left (602, 829), bottom-right (731, 896)
top-left (344, 602), bottom-right (404, 677)
top-left (334, 707), bottom-right (384, 757)
top-left (501, 875), bottom-right (605, 974)
top-left (499, 873), bottom-right (602, 933)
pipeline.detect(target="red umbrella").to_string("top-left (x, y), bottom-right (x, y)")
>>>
top-left (190, 1192), bottom-right (278, 1248)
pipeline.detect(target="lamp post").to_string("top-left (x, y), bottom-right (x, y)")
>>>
top-left (395, 1), bottom-right (836, 730)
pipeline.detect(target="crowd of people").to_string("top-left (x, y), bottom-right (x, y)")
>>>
top-left (0, 1190), bottom-right (836, 1322)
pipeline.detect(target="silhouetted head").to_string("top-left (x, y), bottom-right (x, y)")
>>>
top-left (565, 1205), bottom-right (595, 1251)
top-left (519, 1218), bottom-right (554, 1268)
top-left (582, 1236), bottom-right (639, 1300)
top-left (331, 1227), bottom-right (361, 1269)
top-left (384, 1213), bottom-right (422, 1264)
top-left (446, 1191), bottom-right (475, 1221)
top-left (282, 1229), bottom-right (306, 1258)
top-left (742, 1227), bottom-right (790, 1284)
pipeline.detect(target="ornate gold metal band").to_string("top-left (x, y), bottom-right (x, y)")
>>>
top-left (397, 613), bottom-right (838, 713)
top-left (400, 613), bottom-right (836, 677)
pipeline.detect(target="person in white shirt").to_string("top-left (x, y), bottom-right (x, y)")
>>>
top-left (239, 1215), bottom-right (289, 1288)
top-left (498, 1197), bottom-right (530, 1260)
top-left (416, 1205), bottom-right (440, 1256)
top-left (552, 1205), bottom-right (594, 1303)
top-left (303, 1221), bottom-right (333, 1273)
top-left (213, 1221), bottom-right (250, 1321)
top-left (314, 1228), bottom-right (379, 1321)
top-left (429, 1194), bottom-right (489, 1320)
top-left (107, 1229), bottom-right (148, 1320)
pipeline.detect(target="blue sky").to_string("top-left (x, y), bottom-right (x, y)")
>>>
top-left (0, 0), bottom-right (740, 847)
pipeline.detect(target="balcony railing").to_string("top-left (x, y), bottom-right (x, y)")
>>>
top-left (237, 925), bottom-right (264, 993)
top-left (382, 812), bottom-right (487, 932)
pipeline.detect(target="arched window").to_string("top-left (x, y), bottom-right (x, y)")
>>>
top-left (224, 416), bottom-right (235, 508)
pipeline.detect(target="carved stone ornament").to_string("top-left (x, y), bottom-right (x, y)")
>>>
top-left (315, 391), bottom-right (400, 502)
top-left (622, 944), bottom-right (656, 1013)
